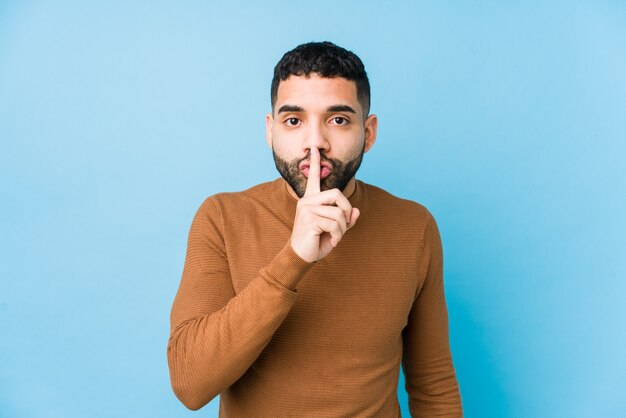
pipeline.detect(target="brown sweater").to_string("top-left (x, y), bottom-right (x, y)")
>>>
top-left (167, 178), bottom-right (462, 417)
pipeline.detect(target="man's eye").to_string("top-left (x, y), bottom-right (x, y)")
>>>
top-left (286, 118), bottom-right (300, 126)
top-left (332, 117), bottom-right (348, 125)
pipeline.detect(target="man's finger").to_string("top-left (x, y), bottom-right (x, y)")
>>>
top-left (307, 205), bottom-right (348, 234)
top-left (347, 207), bottom-right (360, 228)
top-left (304, 147), bottom-right (321, 196)
top-left (305, 188), bottom-right (352, 224)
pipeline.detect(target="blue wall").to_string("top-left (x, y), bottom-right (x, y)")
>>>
top-left (1, 1), bottom-right (625, 417)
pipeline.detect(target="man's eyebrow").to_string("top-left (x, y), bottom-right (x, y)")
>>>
top-left (277, 104), bottom-right (304, 114)
top-left (327, 105), bottom-right (357, 114)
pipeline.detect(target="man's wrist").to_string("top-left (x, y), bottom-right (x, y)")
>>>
top-left (264, 242), bottom-right (314, 291)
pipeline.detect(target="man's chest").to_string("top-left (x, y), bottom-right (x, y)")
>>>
top-left (222, 213), bottom-right (423, 349)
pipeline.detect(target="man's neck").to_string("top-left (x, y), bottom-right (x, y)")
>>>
top-left (286, 177), bottom-right (357, 200)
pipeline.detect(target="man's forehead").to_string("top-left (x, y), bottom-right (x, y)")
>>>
top-left (275, 74), bottom-right (359, 109)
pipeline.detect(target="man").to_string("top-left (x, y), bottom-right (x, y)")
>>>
top-left (167, 41), bottom-right (463, 417)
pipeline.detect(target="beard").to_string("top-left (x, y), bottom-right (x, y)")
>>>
top-left (273, 145), bottom-right (365, 198)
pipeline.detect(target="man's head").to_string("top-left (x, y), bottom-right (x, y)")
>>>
top-left (271, 41), bottom-right (371, 116)
top-left (266, 42), bottom-right (378, 198)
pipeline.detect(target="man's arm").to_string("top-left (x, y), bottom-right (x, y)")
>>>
top-left (167, 148), bottom-right (358, 410)
top-left (167, 197), bottom-right (312, 410)
top-left (402, 213), bottom-right (463, 417)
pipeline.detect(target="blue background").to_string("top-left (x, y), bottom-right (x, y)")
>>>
top-left (1, 1), bottom-right (625, 417)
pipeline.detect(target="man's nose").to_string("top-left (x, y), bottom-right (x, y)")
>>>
top-left (303, 123), bottom-right (330, 154)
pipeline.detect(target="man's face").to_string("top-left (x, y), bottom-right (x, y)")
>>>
top-left (266, 74), bottom-right (377, 198)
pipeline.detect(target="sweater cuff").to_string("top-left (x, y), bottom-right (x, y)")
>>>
top-left (263, 242), bottom-right (314, 291)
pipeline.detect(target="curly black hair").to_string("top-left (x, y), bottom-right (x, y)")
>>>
top-left (271, 41), bottom-right (370, 115)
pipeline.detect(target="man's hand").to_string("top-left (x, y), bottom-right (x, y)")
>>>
top-left (290, 147), bottom-right (360, 263)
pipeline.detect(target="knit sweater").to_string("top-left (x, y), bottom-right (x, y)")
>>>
top-left (167, 178), bottom-right (462, 417)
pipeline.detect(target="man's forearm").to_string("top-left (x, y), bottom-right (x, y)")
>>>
top-left (167, 243), bottom-right (311, 410)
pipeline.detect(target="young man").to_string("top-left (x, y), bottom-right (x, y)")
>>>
top-left (167, 42), bottom-right (463, 417)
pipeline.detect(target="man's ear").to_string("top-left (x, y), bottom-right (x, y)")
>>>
top-left (363, 114), bottom-right (378, 153)
top-left (265, 112), bottom-right (274, 149)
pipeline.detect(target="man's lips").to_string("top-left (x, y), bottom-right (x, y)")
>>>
top-left (300, 163), bottom-right (332, 179)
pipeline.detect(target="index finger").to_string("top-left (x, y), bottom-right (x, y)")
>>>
top-left (304, 147), bottom-right (321, 196)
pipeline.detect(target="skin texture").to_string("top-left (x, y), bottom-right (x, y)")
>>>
top-left (265, 74), bottom-right (378, 262)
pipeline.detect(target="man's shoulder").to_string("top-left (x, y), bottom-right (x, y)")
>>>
top-left (360, 181), bottom-right (435, 223)
top-left (196, 179), bottom-right (280, 215)
top-left (213, 180), bottom-right (276, 202)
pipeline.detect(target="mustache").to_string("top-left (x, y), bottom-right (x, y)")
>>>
top-left (297, 151), bottom-right (337, 169)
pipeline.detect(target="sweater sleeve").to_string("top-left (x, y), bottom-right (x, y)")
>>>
top-left (402, 213), bottom-right (463, 417)
top-left (166, 197), bottom-right (312, 410)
